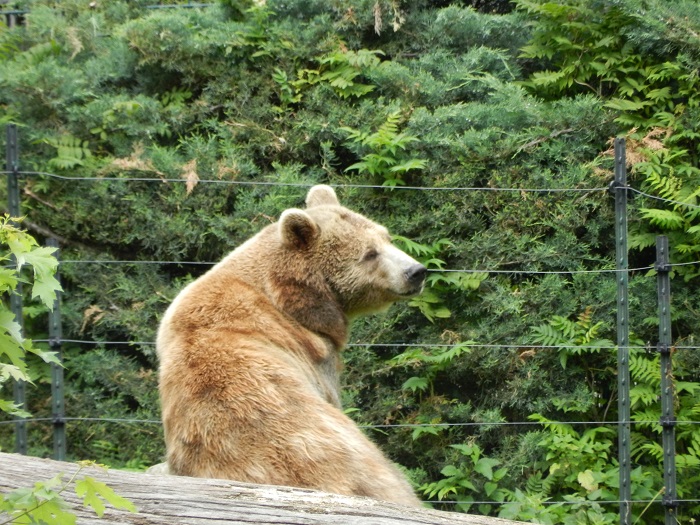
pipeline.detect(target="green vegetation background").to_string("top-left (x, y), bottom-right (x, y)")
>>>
top-left (1, 0), bottom-right (699, 522)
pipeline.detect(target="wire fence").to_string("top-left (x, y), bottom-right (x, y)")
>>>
top-left (3, 126), bottom-right (700, 521)
top-left (3, 416), bottom-right (700, 429)
top-left (16, 168), bottom-right (700, 206)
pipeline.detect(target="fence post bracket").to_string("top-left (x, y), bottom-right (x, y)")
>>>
top-left (655, 343), bottom-right (671, 355)
top-left (659, 416), bottom-right (676, 428)
top-left (608, 180), bottom-right (634, 199)
top-left (662, 495), bottom-right (680, 509)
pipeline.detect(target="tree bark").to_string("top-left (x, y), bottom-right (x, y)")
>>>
top-left (0, 452), bottom-right (527, 525)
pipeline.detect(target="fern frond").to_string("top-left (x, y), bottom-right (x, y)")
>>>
top-left (45, 134), bottom-right (92, 170)
top-left (630, 383), bottom-right (658, 408)
top-left (640, 441), bottom-right (664, 462)
top-left (639, 208), bottom-right (686, 230)
top-left (530, 324), bottom-right (566, 347)
top-left (630, 353), bottom-right (660, 387)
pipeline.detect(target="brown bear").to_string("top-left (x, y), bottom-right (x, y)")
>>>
top-left (156, 185), bottom-right (426, 506)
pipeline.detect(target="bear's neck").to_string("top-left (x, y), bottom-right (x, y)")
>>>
top-left (217, 237), bottom-right (350, 352)
top-left (267, 273), bottom-right (349, 352)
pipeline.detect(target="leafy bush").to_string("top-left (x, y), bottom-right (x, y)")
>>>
top-left (1, 0), bottom-right (699, 523)
top-left (0, 216), bottom-right (61, 418)
top-left (516, 0), bottom-right (700, 279)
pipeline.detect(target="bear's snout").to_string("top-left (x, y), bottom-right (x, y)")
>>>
top-left (405, 263), bottom-right (427, 292)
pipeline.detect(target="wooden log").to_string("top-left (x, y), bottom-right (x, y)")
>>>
top-left (0, 452), bottom-right (526, 525)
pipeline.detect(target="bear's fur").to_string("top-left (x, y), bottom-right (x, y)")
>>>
top-left (156, 185), bottom-right (426, 506)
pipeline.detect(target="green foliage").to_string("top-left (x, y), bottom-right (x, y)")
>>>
top-left (421, 442), bottom-right (508, 514)
top-left (516, 0), bottom-right (700, 280)
top-left (630, 130), bottom-right (700, 278)
top-left (272, 68), bottom-right (302, 111)
top-left (44, 135), bottom-right (92, 171)
top-left (501, 416), bottom-right (658, 525)
top-left (0, 216), bottom-right (61, 418)
top-left (0, 221), bottom-right (134, 524)
top-left (522, 311), bottom-right (700, 522)
top-left (530, 307), bottom-right (614, 371)
top-left (393, 235), bottom-right (487, 322)
top-left (1, 474), bottom-right (78, 525)
top-left (314, 47), bottom-right (383, 100)
top-left (517, 0), bottom-right (637, 98)
top-left (630, 346), bottom-right (700, 504)
top-left (272, 46), bottom-right (383, 112)
top-left (391, 341), bottom-right (474, 401)
top-left (1, 1), bottom-right (699, 523)
top-left (341, 111), bottom-right (427, 186)
top-left (0, 462), bottom-right (136, 524)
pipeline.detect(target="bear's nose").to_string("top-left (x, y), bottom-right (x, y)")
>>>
top-left (405, 264), bottom-right (427, 287)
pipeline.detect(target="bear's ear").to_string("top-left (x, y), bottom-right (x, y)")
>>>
top-left (280, 209), bottom-right (319, 249)
top-left (306, 185), bottom-right (339, 208)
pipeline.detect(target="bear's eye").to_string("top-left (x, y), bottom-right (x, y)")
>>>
top-left (362, 249), bottom-right (379, 262)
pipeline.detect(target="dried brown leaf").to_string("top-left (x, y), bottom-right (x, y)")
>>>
top-left (80, 305), bottom-right (105, 334)
top-left (100, 143), bottom-right (166, 178)
top-left (182, 159), bottom-right (199, 195)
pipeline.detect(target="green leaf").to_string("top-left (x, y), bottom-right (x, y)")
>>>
top-left (30, 497), bottom-right (77, 525)
top-left (529, 69), bottom-right (566, 86)
top-left (577, 469), bottom-right (598, 492)
top-left (0, 309), bottom-right (24, 349)
top-left (31, 272), bottom-right (62, 308)
top-left (0, 312), bottom-right (27, 374)
top-left (75, 476), bottom-right (137, 517)
top-left (646, 87), bottom-right (672, 102)
top-left (27, 345), bottom-right (62, 366)
top-left (457, 479), bottom-right (477, 492)
top-left (474, 457), bottom-right (500, 480)
top-left (0, 363), bottom-right (28, 383)
top-left (440, 464), bottom-right (462, 477)
top-left (23, 245), bottom-right (62, 307)
top-left (604, 98), bottom-right (649, 111)
top-left (0, 265), bottom-right (19, 294)
top-left (389, 159), bottom-right (427, 173)
top-left (0, 397), bottom-right (31, 417)
top-left (639, 208), bottom-right (686, 230)
top-left (402, 376), bottom-right (429, 393)
top-left (411, 425), bottom-right (441, 441)
top-left (484, 481), bottom-right (498, 497)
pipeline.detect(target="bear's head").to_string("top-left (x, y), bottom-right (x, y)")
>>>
top-left (274, 185), bottom-right (427, 326)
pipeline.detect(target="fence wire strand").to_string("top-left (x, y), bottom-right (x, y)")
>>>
top-left (31, 339), bottom-right (700, 352)
top-left (3, 416), bottom-right (698, 428)
top-left (9, 170), bottom-right (700, 214)
top-left (54, 259), bottom-right (700, 277)
top-left (5, 170), bottom-right (610, 193)
top-left (627, 186), bottom-right (700, 210)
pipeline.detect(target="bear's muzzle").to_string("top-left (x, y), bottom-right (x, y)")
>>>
top-left (403, 263), bottom-right (427, 296)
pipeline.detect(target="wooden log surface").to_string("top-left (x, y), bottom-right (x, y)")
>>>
top-left (0, 452), bottom-right (527, 525)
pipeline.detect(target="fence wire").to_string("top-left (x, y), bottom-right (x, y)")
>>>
top-left (28, 338), bottom-right (700, 352)
top-left (7, 170), bottom-right (610, 193)
top-left (55, 259), bottom-right (700, 276)
top-left (3, 417), bottom-right (699, 429)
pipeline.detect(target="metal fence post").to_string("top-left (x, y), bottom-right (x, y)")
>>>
top-left (6, 123), bottom-right (27, 454)
top-left (613, 137), bottom-right (632, 525)
top-left (655, 235), bottom-right (678, 524)
top-left (47, 238), bottom-right (66, 461)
